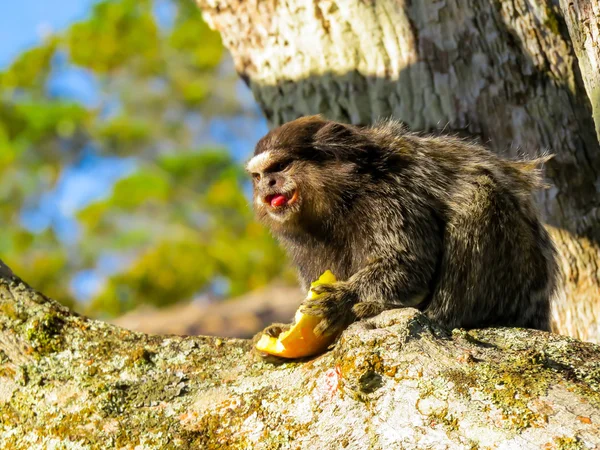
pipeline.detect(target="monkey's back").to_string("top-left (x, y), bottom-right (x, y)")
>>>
top-left (397, 134), bottom-right (557, 331)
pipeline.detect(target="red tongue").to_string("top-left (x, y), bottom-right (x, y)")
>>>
top-left (270, 194), bottom-right (288, 207)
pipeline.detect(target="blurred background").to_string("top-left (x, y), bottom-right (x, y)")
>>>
top-left (0, 0), bottom-right (301, 337)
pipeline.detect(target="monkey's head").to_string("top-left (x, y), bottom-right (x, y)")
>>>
top-left (246, 116), bottom-right (381, 235)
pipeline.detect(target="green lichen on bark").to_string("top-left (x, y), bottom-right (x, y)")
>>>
top-left (543, 3), bottom-right (562, 35)
top-left (0, 271), bottom-right (255, 448)
top-left (1, 265), bottom-right (600, 448)
top-left (442, 354), bottom-right (553, 431)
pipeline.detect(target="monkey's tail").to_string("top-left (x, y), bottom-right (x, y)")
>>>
top-left (508, 153), bottom-right (554, 190)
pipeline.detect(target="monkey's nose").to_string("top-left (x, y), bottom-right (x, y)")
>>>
top-left (268, 178), bottom-right (277, 187)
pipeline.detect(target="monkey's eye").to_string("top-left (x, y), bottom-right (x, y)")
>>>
top-left (272, 162), bottom-right (288, 172)
top-left (266, 159), bottom-right (292, 173)
top-left (251, 173), bottom-right (261, 182)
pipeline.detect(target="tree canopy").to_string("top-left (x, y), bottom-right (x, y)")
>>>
top-left (0, 0), bottom-right (291, 318)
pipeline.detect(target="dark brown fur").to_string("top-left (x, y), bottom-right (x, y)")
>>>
top-left (248, 116), bottom-right (557, 340)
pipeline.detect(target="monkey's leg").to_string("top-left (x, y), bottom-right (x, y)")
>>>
top-left (426, 176), bottom-right (555, 331)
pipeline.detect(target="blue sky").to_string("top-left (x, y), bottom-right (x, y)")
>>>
top-left (0, 0), bottom-right (99, 68)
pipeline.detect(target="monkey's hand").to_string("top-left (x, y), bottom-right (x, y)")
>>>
top-left (263, 323), bottom-right (292, 338)
top-left (251, 323), bottom-right (292, 364)
top-left (299, 282), bottom-right (358, 337)
top-left (251, 322), bottom-right (292, 347)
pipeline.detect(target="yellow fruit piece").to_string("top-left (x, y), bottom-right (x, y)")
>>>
top-left (255, 270), bottom-right (338, 358)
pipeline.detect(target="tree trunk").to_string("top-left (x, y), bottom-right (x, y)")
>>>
top-left (559, 0), bottom-right (600, 142)
top-left (1, 260), bottom-right (600, 448)
top-left (198, 0), bottom-right (600, 342)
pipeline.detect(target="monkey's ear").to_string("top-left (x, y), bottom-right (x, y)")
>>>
top-left (289, 115), bottom-right (329, 135)
top-left (314, 121), bottom-right (353, 140)
top-left (278, 115), bottom-right (330, 147)
top-left (313, 121), bottom-right (374, 160)
top-left (256, 115), bottom-right (329, 155)
top-left (297, 116), bottom-right (364, 147)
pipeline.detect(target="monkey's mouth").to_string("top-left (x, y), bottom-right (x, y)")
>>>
top-left (264, 190), bottom-right (298, 209)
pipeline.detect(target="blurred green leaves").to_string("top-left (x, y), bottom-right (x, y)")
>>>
top-left (68, 0), bottom-right (160, 74)
top-left (78, 150), bottom-right (287, 317)
top-left (97, 116), bottom-right (152, 148)
top-left (14, 101), bottom-right (89, 141)
top-left (0, 40), bottom-right (58, 90)
top-left (169, 16), bottom-right (223, 69)
top-left (0, 0), bottom-right (289, 317)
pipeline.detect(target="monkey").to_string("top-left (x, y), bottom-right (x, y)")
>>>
top-left (246, 115), bottom-right (558, 345)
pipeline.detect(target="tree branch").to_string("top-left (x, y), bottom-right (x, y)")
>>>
top-left (1, 259), bottom-right (600, 448)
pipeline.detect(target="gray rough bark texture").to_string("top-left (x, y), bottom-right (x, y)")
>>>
top-left (559, 0), bottom-right (600, 142)
top-left (1, 260), bottom-right (600, 449)
top-left (198, 0), bottom-right (600, 343)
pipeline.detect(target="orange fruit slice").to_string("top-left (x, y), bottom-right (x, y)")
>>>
top-left (255, 270), bottom-right (337, 358)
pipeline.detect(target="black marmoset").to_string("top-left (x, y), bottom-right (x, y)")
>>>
top-left (246, 115), bottom-right (557, 338)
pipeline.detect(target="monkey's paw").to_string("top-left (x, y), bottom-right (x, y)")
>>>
top-left (251, 323), bottom-right (291, 347)
top-left (251, 323), bottom-right (292, 364)
top-left (262, 323), bottom-right (292, 338)
top-left (299, 283), bottom-right (357, 337)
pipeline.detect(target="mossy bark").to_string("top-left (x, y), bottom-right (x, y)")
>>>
top-left (197, 0), bottom-right (600, 343)
top-left (1, 259), bottom-right (600, 448)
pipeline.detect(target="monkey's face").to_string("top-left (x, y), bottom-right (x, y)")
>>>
top-left (247, 116), bottom-right (375, 234)
top-left (246, 150), bottom-right (305, 227)
top-left (246, 148), bottom-right (361, 235)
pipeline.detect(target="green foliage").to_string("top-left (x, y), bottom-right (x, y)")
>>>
top-left (111, 170), bottom-right (171, 208)
top-left (97, 116), bottom-right (152, 148)
top-left (14, 101), bottom-right (90, 141)
top-left (78, 149), bottom-right (287, 317)
top-left (169, 16), bottom-right (223, 69)
top-left (0, 40), bottom-right (57, 90)
top-left (67, 0), bottom-right (161, 74)
top-left (0, 0), bottom-right (289, 318)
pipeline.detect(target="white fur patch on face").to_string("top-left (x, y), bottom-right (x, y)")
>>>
top-left (246, 151), bottom-right (273, 174)
top-left (267, 210), bottom-right (287, 222)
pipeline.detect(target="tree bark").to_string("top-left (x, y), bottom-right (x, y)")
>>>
top-left (1, 260), bottom-right (600, 448)
top-left (198, 0), bottom-right (600, 343)
top-left (559, 0), bottom-right (600, 142)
